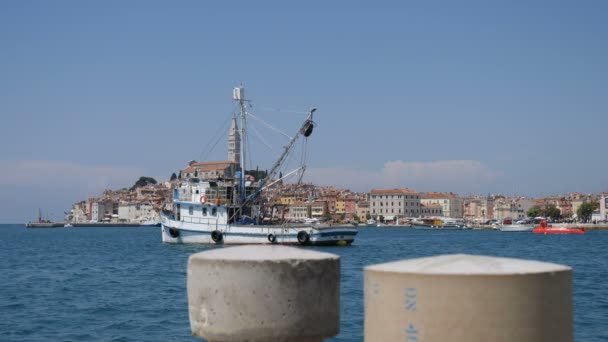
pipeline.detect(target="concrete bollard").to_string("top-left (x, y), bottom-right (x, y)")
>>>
top-left (364, 254), bottom-right (572, 342)
top-left (187, 245), bottom-right (340, 342)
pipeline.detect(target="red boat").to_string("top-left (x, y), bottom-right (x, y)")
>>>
top-left (533, 220), bottom-right (586, 234)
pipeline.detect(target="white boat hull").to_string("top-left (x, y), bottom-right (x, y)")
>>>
top-left (499, 225), bottom-right (534, 232)
top-left (160, 214), bottom-right (357, 245)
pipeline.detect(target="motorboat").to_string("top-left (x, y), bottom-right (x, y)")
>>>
top-left (533, 221), bottom-right (586, 234)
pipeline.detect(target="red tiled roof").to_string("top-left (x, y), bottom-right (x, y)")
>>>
top-left (422, 192), bottom-right (458, 199)
top-left (369, 188), bottom-right (419, 194)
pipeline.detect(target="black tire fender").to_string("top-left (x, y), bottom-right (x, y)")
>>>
top-left (297, 230), bottom-right (310, 245)
top-left (267, 233), bottom-right (277, 243)
top-left (211, 230), bottom-right (223, 243)
top-left (168, 227), bottom-right (180, 238)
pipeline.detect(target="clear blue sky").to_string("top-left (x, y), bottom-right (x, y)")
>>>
top-left (1, 1), bottom-right (607, 222)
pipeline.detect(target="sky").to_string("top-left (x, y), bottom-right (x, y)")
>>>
top-left (1, 1), bottom-right (607, 222)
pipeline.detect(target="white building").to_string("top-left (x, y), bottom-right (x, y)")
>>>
top-left (286, 202), bottom-right (310, 221)
top-left (91, 201), bottom-right (115, 222)
top-left (600, 195), bottom-right (608, 221)
top-left (420, 192), bottom-right (463, 218)
top-left (493, 197), bottom-right (535, 220)
top-left (368, 188), bottom-right (421, 221)
top-left (118, 202), bottom-right (157, 223)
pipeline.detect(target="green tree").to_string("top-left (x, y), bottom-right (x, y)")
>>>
top-left (170, 173), bottom-right (177, 181)
top-left (378, 215), bottom-right (384, 223)
top-left (544, 205), bottom-right (561, 221)
top-left (527, 205), bottom-right (543, 218)
top-left (131, 177), bottom-right (157, 190)
top-left (353, 214), bottom-right (360, 223)
top-left (577, 202), bottom-right (596, 223)
top-left (366, 213), bottom-right (371, 220)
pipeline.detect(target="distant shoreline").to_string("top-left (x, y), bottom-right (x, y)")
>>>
top-left (23, 222), bottom-right (159, 228)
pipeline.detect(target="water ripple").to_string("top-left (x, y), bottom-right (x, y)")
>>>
top-left (1, 225), bottom-right (607, 341)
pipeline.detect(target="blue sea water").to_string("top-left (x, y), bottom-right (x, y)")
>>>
top-left (1, 225), bottom-right (607, 341)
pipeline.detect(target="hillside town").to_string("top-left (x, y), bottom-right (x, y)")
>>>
top-left (66, 117), bottom-right (608, 227)
top-left (65, 163), bottom-right (608, 227)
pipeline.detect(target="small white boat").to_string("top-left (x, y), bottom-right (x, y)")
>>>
top-left (499, 224), bottom-right (534, 232)
top-left (366, 219), bottom-right (377, 226)
top-left (63, 223), bottom-right (73, 228)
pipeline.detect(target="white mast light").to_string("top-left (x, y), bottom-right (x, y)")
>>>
top-left (233, 87), bottom-right (245, 101)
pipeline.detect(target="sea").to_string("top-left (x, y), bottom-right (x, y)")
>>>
top-left (1, 224), bottom-right (607, 341)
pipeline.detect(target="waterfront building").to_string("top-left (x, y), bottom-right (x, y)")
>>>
top-left (493, 197), bottom-right (535, 220)
top-left (355, 201), bottom-right (370, 222)
top-left (118, 202), bottom-right (157, 223)
top-left (368, 188), bottom-right (421, 221)
top-left (286, 202), bottom-right (310, 221)
top-left (311, 201), bottom-right (329, 220)
top-left (534, 197), bottom-right (573, 217)
top-left (335, 198), bottom-right (345, 214)
top-left (463, 196), bottom-right (494, 223)
top-left (420, 192), bottom-right (463, 218)
top-left (420, 203), bottom-right (443, 217)
top-left (600, 195), bottom-right (608, 221)
top-left (91, 200), bottom-right (115, 222)
top-left (344, 196), bottom-right (357, 217)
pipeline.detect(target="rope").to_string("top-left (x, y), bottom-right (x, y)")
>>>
top-left (197, 113), bottom-right (233, 161)
top-left (247, 111), bottom-right (292, 139)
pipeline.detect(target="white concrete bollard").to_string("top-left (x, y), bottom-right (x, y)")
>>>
top-left (365, 254), bottom-right (572, 342)
top-left (187, 245), bottom-right (340, 342)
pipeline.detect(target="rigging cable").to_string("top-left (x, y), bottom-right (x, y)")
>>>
top-left (197, 111), bottom-right (234, 162)
top-left (254, 106), bottom-right (309, 116)
top-left (247, 111), bottom-right (292, 140)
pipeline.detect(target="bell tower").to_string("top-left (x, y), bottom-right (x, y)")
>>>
top-left (228, 117), bottom-right (241, 165)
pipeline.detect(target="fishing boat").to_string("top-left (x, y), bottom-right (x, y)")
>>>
top-left (533, 220), bottom-right (586, 235)
top-left (160, 87), bottom-right (358, 245)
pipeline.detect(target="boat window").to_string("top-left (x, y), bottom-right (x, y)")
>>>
top-left (202, 207), bottom-right (207, 216)
top-left (189, 206), bottom-right (193, 215)
top-left (211, 208), bottom-right (217, 216)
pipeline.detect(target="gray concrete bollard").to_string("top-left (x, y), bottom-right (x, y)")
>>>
top-left (364, 254), bottom-right (572, 342)
top-left (187, 245), bottom-right (340, 342)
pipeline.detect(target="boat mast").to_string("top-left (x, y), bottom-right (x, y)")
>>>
top-left (233, 86), bottom-right (247, 204)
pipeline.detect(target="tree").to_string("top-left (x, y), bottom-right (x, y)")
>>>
top-left (170, 173), bottom-right (177, 181)
top-left (131, 177), bottom-right (157, 190)
top-left (378, 215), bottom-right (384, 223)
top-left (527, 205), bottom-right (543, 218)
top-left (544, 205), bottom-right (561, 221)
top-left (353, 214), bottom-right (360, 223)
top-left (366, 213), bottom-right (371, 220)
top-left (577, 202), bottom-right (596, 223)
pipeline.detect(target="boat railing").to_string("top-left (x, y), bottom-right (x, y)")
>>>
top-left (181, 215), bottom-right (223, 226)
